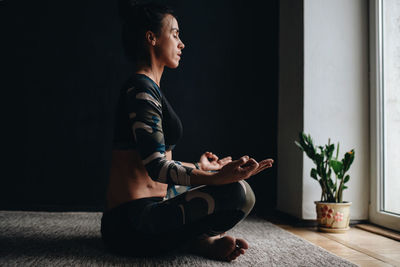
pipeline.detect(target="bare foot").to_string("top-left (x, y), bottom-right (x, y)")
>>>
top-left (188, 235), bottom-right (249, 262)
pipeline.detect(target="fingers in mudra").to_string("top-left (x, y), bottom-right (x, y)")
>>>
top-left (239, 158), bottom-right (259, 175)
top-left (216, 156), bottom-right (267, 184)
top-left (253, 159), bottom-right (274, 175)
top-left (205, 151), bottom-right (218, 161)
top-left (235, 157), bottom-right (272, 177)
top-left (217, 156), bottom-right (232, 166)
top-left (216, 156), bottom-right (274, 184)
top-left (231, 156), bottom-right (258, 177)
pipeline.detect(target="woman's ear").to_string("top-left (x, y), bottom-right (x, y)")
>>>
top-left (145, 31), bottom-right (156, 46)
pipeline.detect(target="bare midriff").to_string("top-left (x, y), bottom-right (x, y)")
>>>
top-left (106, 149), bottom-right (170, 211)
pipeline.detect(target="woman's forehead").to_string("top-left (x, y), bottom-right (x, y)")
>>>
top-left (162, 14), bottom-right (179, 31)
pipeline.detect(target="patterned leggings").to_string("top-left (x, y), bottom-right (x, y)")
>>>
top-left (100, 181), bottom-right (255, 257)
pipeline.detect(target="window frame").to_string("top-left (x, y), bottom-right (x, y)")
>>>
top-left (369, 0), bottom-right (400, 232)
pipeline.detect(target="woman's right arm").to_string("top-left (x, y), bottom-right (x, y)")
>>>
top-left (127, 82), bottom-right (273, 186)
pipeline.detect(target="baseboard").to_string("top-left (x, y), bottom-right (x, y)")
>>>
top-left (256, 209), bottom-right (368, 227)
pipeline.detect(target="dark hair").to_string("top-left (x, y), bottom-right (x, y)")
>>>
top-left (119, 1), bottom-right (176, 67)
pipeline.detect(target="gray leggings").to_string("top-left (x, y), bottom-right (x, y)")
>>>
top-left (100, 181), bottom-right (255, 257)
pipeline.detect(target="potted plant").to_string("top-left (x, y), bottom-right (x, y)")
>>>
top-left (295, 132), bottom-right (355, 233)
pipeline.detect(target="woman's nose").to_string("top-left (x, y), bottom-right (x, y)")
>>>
top-left (179, 41), bottom-right (185, 50)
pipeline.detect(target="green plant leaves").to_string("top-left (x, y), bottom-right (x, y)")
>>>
top-left (310, 168), bottom-right (318, 180)
top-left (295, 133), bottom-right (316, 159)
top-left (330, 159), bottom-right (343, 175)
top-left (336, 142), bottom-right (340, 159)
top-left (294, 132), bottom-right (355, 203)
top-left (327, 178), bottom-right (335, 190)
top-left (343, 150), bottom-right (355, 172)
top-left (294, 141), bottom-right (304, 151)
top-left (326, 144), bottom-right (335, 159)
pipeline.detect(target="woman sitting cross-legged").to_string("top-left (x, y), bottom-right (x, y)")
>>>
top-left (101, 2), bottom-right (274, 261)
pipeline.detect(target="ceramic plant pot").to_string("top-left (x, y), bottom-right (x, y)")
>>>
top-left (315, 201), bottom-right (352, 233)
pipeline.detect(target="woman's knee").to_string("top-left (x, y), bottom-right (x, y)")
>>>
top-left (236, 180), bottom-right (256, 216)
top-left (216, 180), bottom-right (256, 215)
top-left (186, 181), bottom-right (256, 217)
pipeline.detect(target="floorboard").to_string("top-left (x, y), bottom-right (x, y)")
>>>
top-left (275, 224), bottom-right (400, 267)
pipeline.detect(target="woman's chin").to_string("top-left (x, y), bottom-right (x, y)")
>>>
top-left (167, 62), bottom-right (180, 69)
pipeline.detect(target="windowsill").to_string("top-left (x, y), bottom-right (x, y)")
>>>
top-left (356, 223), bottom-right (400, 242)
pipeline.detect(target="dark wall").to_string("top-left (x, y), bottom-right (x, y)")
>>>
top-left (3, 0), bottom-right (279, 214)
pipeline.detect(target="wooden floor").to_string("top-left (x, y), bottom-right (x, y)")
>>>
top-left (274, 223), bottom-right (400, 266)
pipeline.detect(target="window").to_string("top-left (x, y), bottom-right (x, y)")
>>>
top-left (369, 0), bottom-right (400, 231)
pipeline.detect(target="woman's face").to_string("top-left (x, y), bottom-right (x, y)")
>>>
top-left (154, 14), bottom-right (185, 68)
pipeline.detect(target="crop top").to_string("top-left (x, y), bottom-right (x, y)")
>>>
top-left (112, 74), bottom-right (193, 186)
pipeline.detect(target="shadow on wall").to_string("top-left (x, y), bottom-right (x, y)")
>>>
top-left (3, 0), bottom-right (279, 213)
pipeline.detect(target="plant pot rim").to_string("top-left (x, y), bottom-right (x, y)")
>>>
top-left (314, 201), bottom-right (352, 205)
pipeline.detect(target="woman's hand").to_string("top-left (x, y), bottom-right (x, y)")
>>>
top-left (198, 151), bottom-right (232, 171)
top-left (250, 158), bottom-right (274, 175)
top-left (212, 156), bottom-right (274, 185)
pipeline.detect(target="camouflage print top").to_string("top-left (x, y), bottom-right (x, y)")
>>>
top-left (112, 74), bottom-right (193, 185)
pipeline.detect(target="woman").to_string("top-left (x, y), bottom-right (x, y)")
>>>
top-left (101, 2), bottom-right (274, 261)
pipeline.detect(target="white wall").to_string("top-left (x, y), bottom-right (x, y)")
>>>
top-left (278, 0), bottom-right (370, 220)
top-left (302, 0), bottom-right (369, 220)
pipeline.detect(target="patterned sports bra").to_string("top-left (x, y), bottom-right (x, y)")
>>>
top-left (112, 74), bottom-right (193, 186)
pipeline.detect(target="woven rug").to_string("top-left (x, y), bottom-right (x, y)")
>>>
top-left (0, 211), bottom-right (357, 266)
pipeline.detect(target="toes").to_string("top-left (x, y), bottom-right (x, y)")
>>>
top-left (228, 250), bottom-right (241, 261)
top-left (236, 238), bottom-right (249, 250)
top-left (227, 252), bottom-right (239, 261)
top-left (230, 256), bottom-right (238, 261)
top-left (226, 255), bottom-right (234, 261)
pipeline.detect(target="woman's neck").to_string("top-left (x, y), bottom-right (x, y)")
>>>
top-left (136, 63), bottom-right (164, 87)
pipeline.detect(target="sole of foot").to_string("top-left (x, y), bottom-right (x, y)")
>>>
top-left (190, 235), bottom-right (249, 262)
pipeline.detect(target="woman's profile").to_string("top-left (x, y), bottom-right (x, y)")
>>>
top-left (101, 1), bottom-right (274, 261)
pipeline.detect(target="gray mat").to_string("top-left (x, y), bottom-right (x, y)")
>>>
top-left (0, 211), bottom-right (357, 266)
